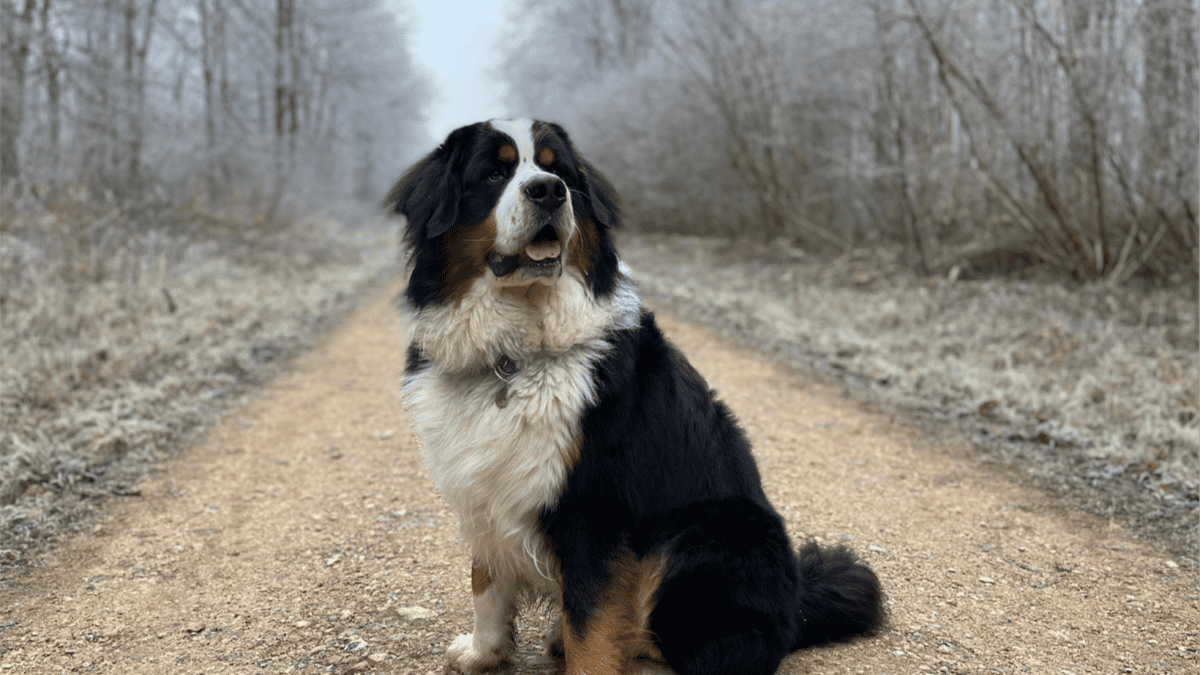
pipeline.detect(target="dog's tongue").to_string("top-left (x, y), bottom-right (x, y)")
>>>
top-left (524, 241), bottom-right (561, 261)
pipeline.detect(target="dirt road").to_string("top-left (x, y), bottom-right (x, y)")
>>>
top-left (1, 277), bottom-right (1195, 675)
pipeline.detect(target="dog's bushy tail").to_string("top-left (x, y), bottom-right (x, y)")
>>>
top-left (791, 541), bottom-right (886, 650)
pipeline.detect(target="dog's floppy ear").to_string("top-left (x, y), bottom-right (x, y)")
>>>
top-left (578, 156), bottom-right (621, 231)
top-left (384, 125), bottom-right (474, 241)
top-left (540, 121), bottom-right (621, 231)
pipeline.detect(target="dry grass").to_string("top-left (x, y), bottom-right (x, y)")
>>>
top-left (623, 233), bottom-right (1199, 552)
top-left (0, 190), bottom-right (399, 555)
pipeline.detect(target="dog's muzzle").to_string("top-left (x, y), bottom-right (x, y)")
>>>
top-left (487, 224), bottom-right (563, 279)
top-left (488, 175), bottom-right (569, 281)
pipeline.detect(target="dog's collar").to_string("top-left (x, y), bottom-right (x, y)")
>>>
top-left (492, 354), bottom-right (520, 408)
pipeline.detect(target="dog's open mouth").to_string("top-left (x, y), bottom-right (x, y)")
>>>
top-left (486, 225), bottom-right (562, 279)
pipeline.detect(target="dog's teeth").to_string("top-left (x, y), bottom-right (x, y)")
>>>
top-left (525, 242), bottom-right (561, 261)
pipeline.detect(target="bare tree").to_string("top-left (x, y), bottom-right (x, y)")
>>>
top-left (121, 0), bottom-right (158, 189)
top-left (1, 0), bottom-right (36, 192)
top-left (197, 0), bottom-right (228, 202)
top-left (869, 0), bottom-right (932, 272)
top-left (37, 0), bottom-right (65, 179)
top-left (664, 0), bottom-right (857, 249)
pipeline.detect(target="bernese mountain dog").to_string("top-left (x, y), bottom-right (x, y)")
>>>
top-left (386, 119), bottom-right (884, 675)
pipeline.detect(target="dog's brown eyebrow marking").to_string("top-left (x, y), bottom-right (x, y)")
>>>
top-left (537, 146), bottom-right (555, 167)
top-left (498, 144), bottom-right (517, 163)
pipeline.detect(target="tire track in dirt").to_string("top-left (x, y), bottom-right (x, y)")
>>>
top-left (1, 277), bottom-right (1195, 674)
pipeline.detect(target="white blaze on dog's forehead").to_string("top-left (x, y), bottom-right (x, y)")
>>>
top-left (489, 118), bottom-right (536, 164)
top-left (489, 118), bottom-right (574, 257)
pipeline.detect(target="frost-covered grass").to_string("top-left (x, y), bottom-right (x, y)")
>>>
top-left (0, 195), bottom-right (399, 554)
top-left (623, 234), bottom-right (1198, 547)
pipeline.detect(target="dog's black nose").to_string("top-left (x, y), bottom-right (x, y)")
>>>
top-left (523, 177), bottom-right (567, 211)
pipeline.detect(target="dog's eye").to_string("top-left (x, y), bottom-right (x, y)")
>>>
top-left (487, 170), bottom-right (505, 182)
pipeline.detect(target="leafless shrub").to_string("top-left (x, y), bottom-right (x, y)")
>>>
top-left (897, 0), bottom-right (1197, 283)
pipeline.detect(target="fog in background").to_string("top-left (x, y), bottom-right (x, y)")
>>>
top-left (502, 0), bottom-right (1198, 285)
top-left (1, 0), bottom-right (430, 216)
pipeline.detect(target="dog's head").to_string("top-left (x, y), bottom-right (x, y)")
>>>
top-left (386, 119), bottom-right (621, 309)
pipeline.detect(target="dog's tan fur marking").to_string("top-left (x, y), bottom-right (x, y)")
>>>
top-left (442, 216), bottom-right (498, 304)
top-left (537, 145), bottom-right (556, 167)
top-left (498, 143), bottom-right (517, 163)
top-left (562, 551), bottom-right (668, 675)
top-left (567, 217), bottom-right (599, 279)
top-left (472, 565), bottom-right (495, 596)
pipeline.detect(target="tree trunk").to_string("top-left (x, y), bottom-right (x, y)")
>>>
top-left (1142, 0), bottom-right (1180, 179)
top-left (1064, 1), bottom-right (1109, 276)
top-left (287, 9), bottom-right (299, 167)
top-left (216, 0), bottom-right (230, 191)
top-left (0, 0), bottom-right (35, 192)
top-left (274, 0), bottom-right (294, 174)
top-left (269, 0), bottom-right (295, 220)
top-left (39, 0), bottom-right (62, 180)
top-left (122, 0), bottom-right (157, 193)
top-left (199, 0), bottom-right (217, 201)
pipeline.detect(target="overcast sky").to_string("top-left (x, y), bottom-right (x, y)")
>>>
top-left (405, 0), bottom-right (515, 143)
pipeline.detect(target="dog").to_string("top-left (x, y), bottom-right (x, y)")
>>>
top-left (386, 119), bottom-right (884, 675)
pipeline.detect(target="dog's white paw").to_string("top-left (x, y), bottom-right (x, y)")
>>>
top-left (446, 633), bottom-right (514, 673)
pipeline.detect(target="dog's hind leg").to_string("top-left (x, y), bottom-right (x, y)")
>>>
top-left (642, 500), bottom-right (799, 675)
top-left (560, 551), bottom-right (668, 675)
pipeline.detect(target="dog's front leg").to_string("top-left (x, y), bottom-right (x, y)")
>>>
top-left (446, 563), bottom-right (518, 673)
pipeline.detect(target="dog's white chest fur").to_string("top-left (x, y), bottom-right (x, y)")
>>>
top-left (402, 271), bottom-right (639, 584)
top-left (404, 347), bottom-right (597, 582)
